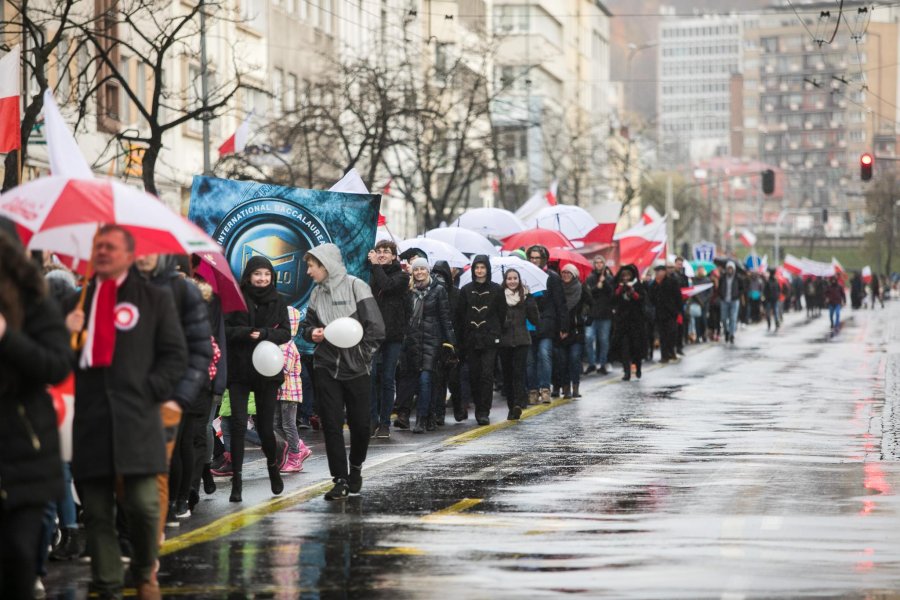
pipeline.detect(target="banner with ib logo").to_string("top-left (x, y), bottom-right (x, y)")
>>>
top-left (188, 176), bottom-right (380, 352)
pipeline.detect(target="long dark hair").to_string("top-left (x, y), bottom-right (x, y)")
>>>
top-left (0, 231), bottom-right (45, 330)
top-left (504, 268), bottom-right (525, 301)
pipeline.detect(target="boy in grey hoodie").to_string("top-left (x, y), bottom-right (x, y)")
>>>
top-left (299, 243), bottom-right (385, 500)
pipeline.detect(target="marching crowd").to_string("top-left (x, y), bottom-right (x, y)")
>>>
top-left (0, 220), bottom-right (893, 599)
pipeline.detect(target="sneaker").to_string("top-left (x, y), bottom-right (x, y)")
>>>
top-left (476, 416), bottom-right (490, 426)
top-left (393, 413), bottom-right (410, 430)
top-left (34, 578), bottom-right (46, 600)
top-left (583, 364), bottom-right (596, 375)
top-left (540, 388), bottom-right (552, 404)
top-left (281, 452), bottom-right (303, 473)
top-left (375, 424), bottom-right (390, 439)
top-left (298, 445), bottom-right (312, 465)
top-left (298, 417), bottom-right (311, 430)
top-left (348, 466), bottom-right (363, 494)
top-left (507, 406), bottom-right (522, 420)
top-left (277, 438), bottom-right (289, 469)
top-left (599, 366), bottom-right (609, 375)
top-left (165, 505), bottom-right (179, 528)
top-left (210, 452), bottom-right (232, 477)
top-left (174, 500), bottom-right (191, 519)
top-left (527, 390), bottom-right (539, 405)
top-left (324, 479), bottom-right (350, 501)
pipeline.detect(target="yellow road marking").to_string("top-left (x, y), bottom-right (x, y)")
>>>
top-left (361, 546), bottom-right (427, 556)
top-left (426, 497), bottom-right (483, 518)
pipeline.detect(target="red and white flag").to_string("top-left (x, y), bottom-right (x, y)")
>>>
top-left (862, 266), bottom-right (872, 284)
top-left (614, 217), bottom-right (667, 274)
top-left (545, 180), bottom-right (558, 206)
top-left (43, 89), bottom-right (93, 178)
top-left (641, 205), bottom-right (662, 224)
top-left (782, 254), bottom-right (803, 275)
top-left (739, 229), bottom-right (757, 248)
top-left (681, 282), bottom-right (713, 299)
top-left (582, 201), bottom-right (622, 245)
top-left (831, 257), bottom-right (845, 276)
top-left (0, 46), bottom-right (21, 154)
top-left (218, 114), bottom-right (251, 156)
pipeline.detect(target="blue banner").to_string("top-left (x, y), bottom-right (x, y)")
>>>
top-left (692, 241), bottom-right (716, 263)
top-left (189, 176), bottom-right (381, 352)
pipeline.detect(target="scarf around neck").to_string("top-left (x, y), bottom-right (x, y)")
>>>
top-left (505, 287), bottom-right (523, 306)
top-left (563, 278), bottom-right (582, 311)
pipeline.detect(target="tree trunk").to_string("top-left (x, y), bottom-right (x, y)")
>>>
top-left (141, 137), bottom-right (161, 197)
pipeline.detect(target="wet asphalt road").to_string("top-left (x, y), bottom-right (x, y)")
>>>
top-left (46, 303), bottom-right (900, 599)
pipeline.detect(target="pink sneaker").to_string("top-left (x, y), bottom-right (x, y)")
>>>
top-left (280, 452), bottom-right (303, 473)
top-left (298, 446), bottom-right (312, 465)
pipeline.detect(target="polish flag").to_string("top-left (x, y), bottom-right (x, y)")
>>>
top-left (862, 266), bottom-right (872, 284)
top-left (641, 205), bottom-right (662, 224)
top-left (782, 254), bottom-right (803, 275)
top-left (545, 180), bottom-right (558, 206)
top-left (0, 46), bottom-right (21, 154)
top-left (614, 217), bottom-right (667, 274)
top-left (831, 257), bottom-right (845, 276)
top-left (681, 282), bottom-right (713, 299)
top-left (582, 201), bottom-right (622, 245)
top-left (43, 89), bottom-right (93, 178)
top-left (739, 229), bottom-right (757, 248)
top-left (218, 114), bottom-right (251, 156)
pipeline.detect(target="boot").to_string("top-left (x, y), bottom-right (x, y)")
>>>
top-left (622, 363), bottom-right (631, 381)
top-left (393, 411), bottom-right (410, 430)
top-left (50, 527), bottom-right (81, 561)
top-left (425, 415), bottom-right (436, 431)
top-left (572, 383), bottom-right (581, 398)
top-left (201, 464), bottom-right (216, 494)
top-left (411, 414), bottom-right (426, 433)
top-left (268, 463), bottom-right (284, 495)
top-left (527, 390), bottom-right (539, 405)
top-left (229, 472), bottom-right (242, 503)
top-left (635, 363), bottom-right (642, 380)
top-left (540, 388), bottom-right (552, 404)
top-left (551, 386), bottom-right (561, 398)
top-left (562, 385), bottom-right (571, 399)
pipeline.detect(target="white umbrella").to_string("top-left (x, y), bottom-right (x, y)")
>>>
top-left (458, 255), bottom-right (549, 293)
top-left (452, 208), bottom-right (526, 240)
top-left (398, 238), bottom-right (469, 269)
top-left (529, 205), bottom-right (598, 242)
top-left (423, 227), bottom-right (499, 256)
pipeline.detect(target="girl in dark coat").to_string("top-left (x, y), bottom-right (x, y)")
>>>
top-left (499, 269), bottom-right (540, 420)
top-left (558, 264), bottom-right (591, 398)
top-left (0, 231), bottom-right (71, 598)
top-left (396, 257), bottom-right (456, 433)
top-left (613, 264), bottom-right (647, 381)
top-left (225, 255), bottom-right (291, 502)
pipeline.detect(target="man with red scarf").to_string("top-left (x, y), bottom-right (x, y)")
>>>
top-left (65, 225), bottom-right (186, 600)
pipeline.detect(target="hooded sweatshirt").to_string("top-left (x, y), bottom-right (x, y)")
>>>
top-left (456, 254), bottom-right (506, 351)
top-left (299, 243), bottom-right (386, 380)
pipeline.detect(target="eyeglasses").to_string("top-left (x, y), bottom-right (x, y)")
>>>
top-left (528, 255), bottom-right (542, 261)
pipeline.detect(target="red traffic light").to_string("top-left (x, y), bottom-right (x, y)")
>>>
top-left (861, 153), bottom-right (874, 181)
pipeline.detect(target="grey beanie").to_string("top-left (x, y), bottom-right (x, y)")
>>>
top-left (410, 257), bottom-right (429, 271)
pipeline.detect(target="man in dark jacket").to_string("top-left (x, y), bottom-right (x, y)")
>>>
top-left (648, 264), bottom-right (682, 362)
top-left (456, 255), bottom-right (506, 425)
top-left (367, 240), bottom-right (409, 438)
top-left (0, 230), bottom-right (72, 598)
top-left (583, 255), bottom-right (614, 375)
top-left (718, 261), bottom-right (744, 344)
top-left (525, 245), bottom-right (568, 404)
top-left (135, 254), bottom-right (212, 524)
top-left (672, 256), bottom-right (689, 354)
top-left (64, 225), bottom-right (187, 599)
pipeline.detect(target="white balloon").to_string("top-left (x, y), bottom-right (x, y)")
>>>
top-left (324, 317), bottom-right (364, 348)
top-left (252, 341), bottom-right (285, 377)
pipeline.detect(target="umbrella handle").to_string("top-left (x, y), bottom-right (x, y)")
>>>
top-left (70, 256), bottom-right (94, 352)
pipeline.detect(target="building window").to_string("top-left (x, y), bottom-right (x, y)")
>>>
top-left (494, 4), bottom-right (528, 33)
top-left (272, 68), bottom-right (284, 116)
top-left (188, 63), bottom-right (202, 134)
top-left (286, 73), bottom-right (298, 113)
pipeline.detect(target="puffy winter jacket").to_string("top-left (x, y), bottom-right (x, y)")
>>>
top-left (370, 260), bottom-right (410, 343)
top-left (500, 293), bottom-right (540, 347)
top-left (400, 279), bottom-right (456, 372)
top-left (584, 269), bottom-right (615, 320)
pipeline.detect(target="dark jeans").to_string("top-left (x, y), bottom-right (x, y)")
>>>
top-left (395, 368), bottom-right (433, 418)
top-left (432, 356), bottom-right (458, 420)
top-left (169, 413), bottom-right (195, 505)
top-left (228, 380), bottom-right (280, 472)
top-left (467, 347), bottom-right (497, 418)
top-left (80, 475), bottom-right (159, 597)
top-left (299, 355), bottom-right (315, 421)
top-left (657, 318), bottom-right (678, 360)
top-left (0, 502), bottom-right (44, 597)
top-left (370, 341), bottom-right (402, 427)
top-left (499, 345), bottom-right (528, 410)
top-left (526, 337), bottom-right (553, 391)
top-left (314, 369), bottom-right (371, 480)
top-left (558, 342), bottom-right (583, 387)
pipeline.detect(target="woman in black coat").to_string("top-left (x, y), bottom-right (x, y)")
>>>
top-left (499, 268), bottom-right (540, 420)
top-left (612, 264), bottom-right (647, 381)
top-left (558, 264), bottom-right (591, 398)
top-left (0, 231), bottom-right (71, 597)
top-left (225, 255), bottom-right (291, 502)
top-left (396, 258), bottom-right (455, 433)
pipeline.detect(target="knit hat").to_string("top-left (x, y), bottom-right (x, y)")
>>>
top-left (410, 257), bottom-right (429, 271)
top-left (561, 264), bottom-right (580, 278)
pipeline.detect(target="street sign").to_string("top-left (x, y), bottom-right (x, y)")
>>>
top-left (692, 241), bottom-right (716, 262)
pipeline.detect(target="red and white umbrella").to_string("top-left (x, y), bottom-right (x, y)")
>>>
top-left (0, 177), bottom-right (220, 265)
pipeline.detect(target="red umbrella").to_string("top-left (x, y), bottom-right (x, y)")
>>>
top-left (194, 251), bottom-right (247, 313)
top-left (548, 247), bottom-right (591, 281)
top-left (501, 228), bottom-right (572, 251)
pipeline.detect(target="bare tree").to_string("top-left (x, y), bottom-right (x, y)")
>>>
top-left (72, 0), bottom-right (244, 195)
top-left (1, 0), bottom-right (84, 191)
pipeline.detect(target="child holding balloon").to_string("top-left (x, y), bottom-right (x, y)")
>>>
top-left (275, 305), bottom-right (311, 472)
top-left (224, 256), bottom-right (291, 502)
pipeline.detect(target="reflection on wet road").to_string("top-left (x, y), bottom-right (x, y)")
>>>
top-left (51, 305), bottom-right (900, 598)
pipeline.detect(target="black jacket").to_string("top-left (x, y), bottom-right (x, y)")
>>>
top-left (649, 274), bottom-right (683, 321)
top-left (533, 269), bottom-right (568, 339)
top-left (401, 279), bottom-right (456, 372)
top-left (142, 264), bottom-right (212, 413)
top-left (432, 261), bottom-right (460, 317)
top-left (68, 274), bottom-right (187, 481)
top-left (226, 289), bottom-right (291, 386)
top-left (718, 273), bottom-right (745, 302)
top-left (612, 265), bottom-right (647, 353)
top-left (500, 293), bottom-right (541, 348)
top-left (559, 282), bottom-right (591, 345)
top-left (584, 269), bottom-right (615, 320)
top-left (456, 255), bottom-right (506, 351)
top-left (0, 293), bottom-right (71, 509)
top-left (370, 261), bottom-right (410, 343)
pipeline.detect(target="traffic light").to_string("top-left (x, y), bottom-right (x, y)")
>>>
top-left (761, 169), bottom-right (775, 195)
top-left (861, 153), bottom-right (874, 181)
